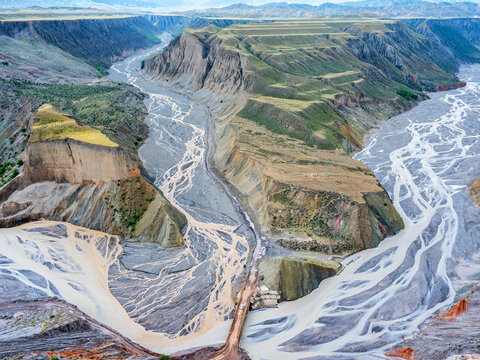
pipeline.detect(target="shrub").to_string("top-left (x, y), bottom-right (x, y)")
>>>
top-left (396, 90), bottom-right (418, 100)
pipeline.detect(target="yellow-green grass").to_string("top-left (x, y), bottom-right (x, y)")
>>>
top-left (251, 96), bottom-right (322, 112)
top-left (31, 104), bottom-right (118, 147)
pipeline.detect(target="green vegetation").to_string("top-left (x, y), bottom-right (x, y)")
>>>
top-left (185, 19), bottom-right (460, 150)
top-left (130, 25), bottom-right (161, 43)
top-left (397, 90), bottom-right (419, 100)
top-left (0, 160), bottom-right (22, 187)
top-left (93, 63), bottom-right (107, 76)
top-left (430, 24), bottom-right (480, 63)
top-left (31, 104), bottom-right (118, 147)
top-left (158, 355), bottom-right (170, 360)
top-left (20, 82), bottom-right (147, 150)
top-left (0, 61), bottom-right (8, 66)
top-left (106, 177), bottom-right (160, 237)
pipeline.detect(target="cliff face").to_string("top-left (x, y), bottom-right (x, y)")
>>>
top-left (0, 15), bottom-right (186, 70)
top-left (346, 22), bottom-right (459, 89)
top-left (0, 176), bottom-right (186, 247)
top-left (258, 257), bottom-right (340, 301)
top-left (406, 18), bottom-right (480, 64)
top-left (214, 118), bottom-right (404, 253)
top-left (144, 30), bottom-right (251, 95)
top-left (144, 20), bottom-right (416, 257)
top-left (0, 114), bottom-right (186, 246)
top-left (23, 139), bottom-right (135, 184)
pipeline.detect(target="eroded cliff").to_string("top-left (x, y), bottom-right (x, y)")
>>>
top-left (258, 257), bottom-right (341, 301)
top-left (0, 106), bottom-right (186, 247)
top-left (144, 20), bottom-right (437, 257)
top-left (0, 16), bottom-right (179, 71)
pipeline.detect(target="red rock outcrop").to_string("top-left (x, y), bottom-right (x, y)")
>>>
top-left (438, 299), bottom-right (468, 322)
top-left (436, 82), bottom-right (466, 92)
top-left (385, 347), bottom-right (415, 360)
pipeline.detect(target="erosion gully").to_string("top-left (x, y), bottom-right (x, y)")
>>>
top-left (108, 34), bottom-right (263, 357)
top-left (1, 36), bottom-right (479, 360)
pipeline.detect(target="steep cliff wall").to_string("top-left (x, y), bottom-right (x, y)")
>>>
top-left (258, 257), bottom-right (340, 301)
top-left (0, 108), bottom-right (186, 246)
top-left (406, 18), bottom-right (480, 64)
top-left (0, 15), bottom-right (185, 70)
top-left (0, 176), bottom-right (186, 247)
top-left (214, 115), bottom-right (404, 253)
top-left (23, 139), bottom-right (135, 184)
top-left (144, 30), bottom-right (251, 95)
top-left (145, 20), bottom-right (438, 257)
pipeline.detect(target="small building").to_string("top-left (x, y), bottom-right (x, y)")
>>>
top-left (250, 286), bottom-right (281, 310)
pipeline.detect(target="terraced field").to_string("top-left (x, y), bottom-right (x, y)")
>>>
top-left (186, 19), bottom-right (457, 150)
top-left (147, 18), bottom-right (464, 252)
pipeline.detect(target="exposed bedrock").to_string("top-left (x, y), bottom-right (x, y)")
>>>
top-left (144, 30), bottom-right (251, 94)
top-left (23, 139), bottom-right (135, 184)
top-left (214, 122), bottom-right (404, 252)
top-left (0, 139), bottom-right (186, 247)
top-left (0, 16), bottom-right (185, 68)
top-left (143, 25), bottom-right (411, 257)
top-left (258, 257), bottom-right (340, 301)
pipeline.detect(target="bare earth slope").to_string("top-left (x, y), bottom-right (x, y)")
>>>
top-left (0, 104), bottom-right (186, 247)
top-left (143, 18), bottom-right (464, 259)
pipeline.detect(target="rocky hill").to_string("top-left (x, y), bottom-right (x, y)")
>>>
top-left (0, 102), bottom-right (186, 247)
top-left (406, 18), bottom-right (480, 63)
top-left (183, 0), bottom-right (480, 19)
top-left (0, 15), bottom-right (190, 74)
top-left (144, 18), bottom-right (466, 258)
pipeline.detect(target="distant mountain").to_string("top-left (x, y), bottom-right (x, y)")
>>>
top-left (3, 0), bottom-right (480, 18)
top-left (183, 0), bottom-right (480, 18)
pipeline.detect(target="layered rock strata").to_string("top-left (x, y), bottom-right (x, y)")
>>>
top-left (0, 110), bottom-right (186, 247)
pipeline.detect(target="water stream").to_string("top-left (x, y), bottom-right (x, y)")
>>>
top-left (0, 36), bottom-right (255, 353)
top-left (0, 38), bottom-right (479, 359)
top-left (241, 65), bottom-right (480, 359)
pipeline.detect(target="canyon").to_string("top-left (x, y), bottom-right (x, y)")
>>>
top-left (0, 10), bottom-right (480, 360)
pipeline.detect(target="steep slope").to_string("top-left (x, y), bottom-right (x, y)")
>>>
top-left (144, 19), bottom-right (463, 258)
top-left (406, 18), bottom-right (480, 63)
top-left (258, 257), bottom-right (341, 301)
top-left (0, 105), bottom-right (186, 247)
top-left (0, 15), bottom-right (184, 72)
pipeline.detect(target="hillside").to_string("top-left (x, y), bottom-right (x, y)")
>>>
top-left (0, 15), bottom-right (192, 246)
top-left (183, 1), bottom-right (480, 19)
top-left (143, 18), bottom-right (465, 256)
top-left (0, 102), bottom-right (187, 246)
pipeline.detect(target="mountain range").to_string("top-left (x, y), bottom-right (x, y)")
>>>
top-left (4, 0), bottom-right (480, 17)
